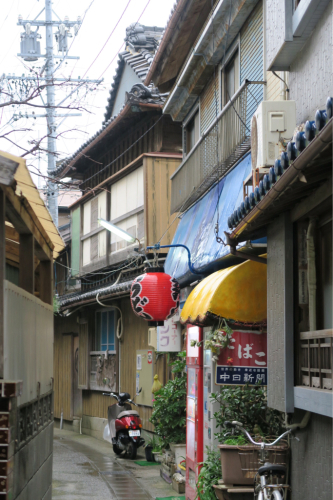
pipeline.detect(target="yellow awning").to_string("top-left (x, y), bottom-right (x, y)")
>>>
top-left (180, 259), bottom-right (267, 325)
top-left (0, 151), bottom-right (65, 259)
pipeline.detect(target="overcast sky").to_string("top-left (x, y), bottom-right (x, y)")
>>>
top-left (0, 0), bottom-right (175, 188)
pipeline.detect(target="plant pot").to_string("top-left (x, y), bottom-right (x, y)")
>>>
top-left (218, 444), bottom-right (289, 486)
top-left (169, 443), bottom-right (186, 469)
top-left (152, 451), bottom-right (162, 463)
top-left (145, 445), bottom-right (154, 462)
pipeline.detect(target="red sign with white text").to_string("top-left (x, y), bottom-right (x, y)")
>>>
top-left (216, 331), bottom-right (267, 386)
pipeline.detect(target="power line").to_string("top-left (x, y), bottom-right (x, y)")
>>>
top-left (82, 0), bottom-right (132, 79)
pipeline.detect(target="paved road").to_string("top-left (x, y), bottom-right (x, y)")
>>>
top-left (52, 428), bottom-right (182, 500)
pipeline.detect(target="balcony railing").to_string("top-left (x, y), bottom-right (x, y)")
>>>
top-left (170, 80), bottom-right (265, 213)
top-left (300, 329), bottom-right (332, 390)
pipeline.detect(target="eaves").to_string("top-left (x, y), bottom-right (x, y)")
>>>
top-left (56, 102), bottom-right (162, 179)
top-left (268, 0), bottom-right (332, 71)
top-left (163, 0), bottom-right (259, 122)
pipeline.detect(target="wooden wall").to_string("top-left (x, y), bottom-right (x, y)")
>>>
top-left (54, 315), bottom-right (79, 420)
top-left (144, 156), bottom-right (181, 247)
top-left (82, 297), bottom-right (173, 431)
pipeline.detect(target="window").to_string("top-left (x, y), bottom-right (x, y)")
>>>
top-left (95, 309), bottom-right (116, 352)
top-left (221, 50), bottom-right (239, 107)
top-left (295, 215), bottom-right (332, 392)
top-left (184, 110), bottom-right (199, 155)
top-left (317, 218), bottom-right (332, 330)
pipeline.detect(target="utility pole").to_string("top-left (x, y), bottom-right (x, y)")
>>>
top-left (3, 0), bottom-right (104, 227)
top-left (45, 0), bottom-right (57, 227)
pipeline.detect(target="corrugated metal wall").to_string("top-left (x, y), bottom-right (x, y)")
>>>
top-left (200, 72), bottom-right (220, 134)
top-left (240, 0), bottom-right (264, 129)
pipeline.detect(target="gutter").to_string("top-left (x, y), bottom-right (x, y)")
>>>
top-left (163, 0), bottom-right (255, 118)
top-left (227, 118), bottom-right (333, 244)
top-left (144, 0), bottom-right (188, 86)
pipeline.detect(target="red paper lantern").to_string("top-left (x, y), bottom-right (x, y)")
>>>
top-left (130, 267), bottom-right (180, 326)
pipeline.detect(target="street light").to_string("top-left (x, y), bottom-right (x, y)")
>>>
top-left (98, 218), bottom-right (140, 246)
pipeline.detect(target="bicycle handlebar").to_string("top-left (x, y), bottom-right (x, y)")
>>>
top-left (224, 421), bottom-right (292, 447)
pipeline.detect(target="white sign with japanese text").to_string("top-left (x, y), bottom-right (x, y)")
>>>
top-left (157, 312), bottom-right (182, 352)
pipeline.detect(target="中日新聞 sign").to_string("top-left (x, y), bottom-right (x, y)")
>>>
top-left (215, 330), bottom-right (267, 386)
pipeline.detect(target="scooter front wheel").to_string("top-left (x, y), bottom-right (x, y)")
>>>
top-left (127, 441), bottom-right (137, 459)
top-left (113, 444), bottom-right (123, 455)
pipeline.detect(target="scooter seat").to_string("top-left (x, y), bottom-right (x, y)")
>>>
top-left (117, 410), bottom-right (139, 419)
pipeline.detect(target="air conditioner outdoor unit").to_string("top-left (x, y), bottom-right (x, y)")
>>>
top-left (148, 327), bottom-right (157, 350)
top-left (251, 100), bottom-right (296, 185)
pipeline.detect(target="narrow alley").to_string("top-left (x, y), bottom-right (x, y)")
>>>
top-left (52, 429), bottom-right (183, 500)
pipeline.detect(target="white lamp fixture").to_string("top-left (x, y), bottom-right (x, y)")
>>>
top-left (98, 218), bottom-right (138, 244)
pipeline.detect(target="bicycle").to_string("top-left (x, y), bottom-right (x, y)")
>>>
top-left (224, 421), bottom-right (297, 500)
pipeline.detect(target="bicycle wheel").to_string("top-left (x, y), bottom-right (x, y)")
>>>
top-left (272, 490), bottom-right (283, 500)
top-left (257, 490), bottom-right (264, 500)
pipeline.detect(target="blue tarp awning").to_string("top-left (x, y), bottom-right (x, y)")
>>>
top-left (165, 153), bottom-right (252, 282)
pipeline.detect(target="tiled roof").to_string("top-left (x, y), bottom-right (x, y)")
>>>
top-left (103, 48), bottom-right (155, 124)
top-left (59, 278), bottom-right (133, 309)
top-left (228, 97), bottom-right (333, 235)
top-left (53, 25), bottom-right (164, 179)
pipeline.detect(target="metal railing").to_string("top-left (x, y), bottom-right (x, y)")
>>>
top-left (300, 329), bottom-right (332, 390)
top-left (170, 80), bottom-right (265, 213)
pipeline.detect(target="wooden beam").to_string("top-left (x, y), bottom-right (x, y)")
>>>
top-left (39, 260), bottom-right (53, 305)
top-left (0, 191), bottom-right (5, 378)
top-left (3, 186), bottom-right (53, 261)
top-left (291, 177), bottom-right (332, 222)
top-left (300, 329), bottom-right (333, 340)
top-left (19, 234), bottom-right (35, 294)
top-left (5, 223), bottom-right (19, 243)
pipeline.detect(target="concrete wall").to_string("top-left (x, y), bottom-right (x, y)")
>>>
top-left (290, 410), bottom-right (332, 500)
top-left (265, 0), bottom-right (287, 69)
top-left (14, 422), bottom-right (53, 500)
top-left (288, 1), bottom-right (333, 123)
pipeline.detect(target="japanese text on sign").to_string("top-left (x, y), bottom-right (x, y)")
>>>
top-left (215, 331), bottom-right (267, 386)
top-left (157, 312), bottom-right (181, 352)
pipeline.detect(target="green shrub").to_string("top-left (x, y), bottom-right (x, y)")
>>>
top-left (211, 383), bottom-right (285, 443)
top-left (195, 448), bottom-right (221, 500)
top-left (149, 352), bottom-right (186, 449)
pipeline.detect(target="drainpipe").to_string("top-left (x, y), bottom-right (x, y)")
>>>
top-left (307, 218), bottom-right (317, 331)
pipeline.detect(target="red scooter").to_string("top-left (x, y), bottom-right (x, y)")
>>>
top-left (102, 391), bottom-right (145, 459)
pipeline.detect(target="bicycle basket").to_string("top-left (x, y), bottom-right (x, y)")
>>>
top-left (238, 441), bottom-right (289, 479)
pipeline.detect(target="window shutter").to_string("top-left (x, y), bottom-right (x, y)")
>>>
top-left (78, 322), bottom-right (89, 389)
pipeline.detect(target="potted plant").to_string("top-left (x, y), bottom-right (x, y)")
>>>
top-left (144, 434), bottom-right (162, 462)
top-left (150, 351), bottom-right (186, 450)
top-left (211, 383), bottom-right (287, 486)
top-left (191, 321), bottom-right (233, 362)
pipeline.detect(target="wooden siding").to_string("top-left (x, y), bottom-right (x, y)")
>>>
top-left (78, 322), bottom-right (89, 389)
top-left (71, 206), bottom-right (80, 276)
top-left (266, 71), bottom-right (282, 101)
top-left (54, 315), bottom-right (79, 420)
top-left (144, 156), bottom-right (181, 247)
top-left (54, 333), bottom-right (73, 421)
